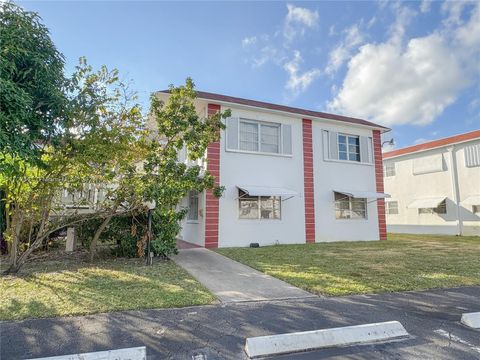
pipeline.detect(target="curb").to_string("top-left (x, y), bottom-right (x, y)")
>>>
top-left (27, 346), bottom-right (146, 360)
top-left (461, 312), bottom-right (480, 329)
top-left (245, 321), bottom-right (409, 359)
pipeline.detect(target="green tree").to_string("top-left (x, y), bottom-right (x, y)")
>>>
top-left (143, 79), bottom-right (230, 257)
top-left (2, 59), bottom-right (146, 273)
top-left (0, 2), bottom-right (67, 163)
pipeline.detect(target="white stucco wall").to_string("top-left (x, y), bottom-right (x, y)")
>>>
top-left (217, 107), bottom-right (306, 247)
top-left (384, 139), bottom-right (480, 236)
top-left (215, 105), bottom-right (382, 247)
top-left (312, 122), bottom-right (380, 242)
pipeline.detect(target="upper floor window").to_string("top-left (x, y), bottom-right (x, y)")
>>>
top-left (384, 162), bottom-right (396, 177)
top-left (238, 189), bottom-right (281, 220)
top-left (334, 192), bottom-right (367, 219)
top-left (239, 120), bottom-right (281, 154)
top-left (418, 200), bottom-right (446, 214)
top-left (338, 134), bottom-right (360, 162)
top-left (386, 201), bottom-right (399, 215)
top-left (323, 130), bottom-right (373, 164)
top-left (187, 191), bottom-right (199, 221)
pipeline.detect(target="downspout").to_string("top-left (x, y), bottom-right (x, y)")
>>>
top-left (448, 145), bottom-right (463, 236)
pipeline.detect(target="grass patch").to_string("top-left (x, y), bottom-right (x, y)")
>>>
top-left (216, 234), bottom-right (480, 296)
top-left (0, 256), bottom-right (216, 321)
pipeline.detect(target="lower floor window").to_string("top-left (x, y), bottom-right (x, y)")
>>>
top-left (419, 200), bottom-right (447, 214)
top-left (334, 192), bottom-right (367, 219)
top-left (473, 205), bottom-right (480, 214)
top-left (238, 189), bottom-right (281, 219)
top-left (386, 201), bottom-right (399, 215)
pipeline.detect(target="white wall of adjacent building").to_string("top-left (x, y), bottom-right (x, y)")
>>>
top-left (384, 139), bottom-right (480, 236)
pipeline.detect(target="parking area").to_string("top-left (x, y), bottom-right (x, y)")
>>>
top-left (2, 286), bottom-right (479, 360)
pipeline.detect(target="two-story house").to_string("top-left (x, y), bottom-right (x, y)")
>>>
top-left (157, 91), bottom-right (390, 248)
top-left (383, 130), bottom-right (480, 236)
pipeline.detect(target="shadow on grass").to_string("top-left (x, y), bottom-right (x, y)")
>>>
top-left (0, 259), bottom-right (215, 321)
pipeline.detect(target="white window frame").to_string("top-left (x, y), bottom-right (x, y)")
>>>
top-left (386, 201), bottom-right (399, 215)
top-left (187, 191), bottom-right (199, 222)
top-left (337, 133), bottom-right (360, 162)
top-left (334, 192), bottom-right (367, 220)
top-left (238, 119), bottom-right (282, 155)
top-left (384, 162), bottom-right (396, 177)
top-left (238, 189), bottom-right (281, 220)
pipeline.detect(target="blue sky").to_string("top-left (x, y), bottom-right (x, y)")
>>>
top-left (19, 0), bottom-right (480, 150)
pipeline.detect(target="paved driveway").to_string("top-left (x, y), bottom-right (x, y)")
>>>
top-left (2, 287), bottom-right (479, 359)
top-left (172, 248), bottom-right (313, 302)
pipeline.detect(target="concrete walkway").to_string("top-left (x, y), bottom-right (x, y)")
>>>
top-left (172, 248), bottom-right (314, 302)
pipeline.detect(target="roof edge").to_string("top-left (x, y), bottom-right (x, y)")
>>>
top-left (156, 90), bottom-right (390, 132)
top-left (384, 130), bottom-right (480, 159)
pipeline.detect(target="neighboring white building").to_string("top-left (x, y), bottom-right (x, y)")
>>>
top-left (383, 130), bottom-right (480, 236)
top-left (157, 91), bottom-right (390, 248)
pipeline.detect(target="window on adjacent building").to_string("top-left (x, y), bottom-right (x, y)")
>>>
top-left (386, 201), bottom-right (399, 215)
top-left (465, 144), bottom-right (480, 167)
top-left (473, 205), bottom-right (480, 214)
top-left (418, 200), bottom-right (447, 214)
top-left (384, 162), bottom-right (396, 177)
top-left (334, 192), bottom-right (367, 219)
top-left (338, 134), bottom-right (360, 162)
top-left (238, 189), bottom-right (281, 219)
top-left (187, 191), bottom-right (199, 221)
top-left (239, 119), bottom-right (281, 154)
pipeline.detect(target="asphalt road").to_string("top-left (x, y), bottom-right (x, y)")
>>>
top-left (1, 286), bottom-right (479, 360)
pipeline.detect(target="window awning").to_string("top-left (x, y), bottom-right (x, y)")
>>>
top-left (334, 190), bottom-right (391, 199)
top-left (407, 197), bottom-right (446, 209)
top-left (237, 185), bottom-right (299, 198)
top-left (462, 195), bottom-right (480, 206)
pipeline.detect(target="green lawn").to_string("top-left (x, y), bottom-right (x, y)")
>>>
top-left (0, 256), bottom-right (216, 321)
top-left (216, 234), bottom-right (480, 296)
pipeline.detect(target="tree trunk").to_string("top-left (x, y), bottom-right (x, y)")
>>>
top-left (89, 215), bottom-right (113, 262)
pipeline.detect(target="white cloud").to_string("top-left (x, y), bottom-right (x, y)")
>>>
top-left (326, 25), bottom-right (364, 75)
top-left (388, 2), bottom-right (416, 44)
top-left (414, 138), bottom-right (430, 144)
top-left (454, 3), bottom-right (480, 48)
top-left (420, 0), bottom-right (432, 13)
top-left (367, 16), bottom-right (377, 28)
top-left (328, 2), bottom-right (479, 127)
top-left (252, 45), bottom-right (279, 68)
top-left (442, 0), bottom-right (469, 26)
top-left (284, 50), bottom-right (321, 94)
top-left (284, 4), bottom-right (319, 41)
top-left (242, 36), bottom-right (257, 47)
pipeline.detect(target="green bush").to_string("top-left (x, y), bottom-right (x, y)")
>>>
top-left (150, 208), bottom-right (186, 258)
top-left (76, 214), bottom-right (148, 258)
top-left (75, 208), bottom-right (186, 258)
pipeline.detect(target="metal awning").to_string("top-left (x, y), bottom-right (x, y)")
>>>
top-left (237, 185), bottom-right (299, 198)
top-left (334, 190), bottom-right (390, 199)
top-left (407, 197), bottom-right (446, 209)
top-left (462, 195), bottom-right (480, 206)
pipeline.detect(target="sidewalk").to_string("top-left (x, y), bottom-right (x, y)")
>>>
top-left (172, 248), bottom-right (314, 302)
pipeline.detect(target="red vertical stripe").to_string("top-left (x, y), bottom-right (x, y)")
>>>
top-left (204, 104), bottom-right (221, 248)
top-left (302, 119), bottom-right (316, 243)
top-left (373, 130), bottom-right (387, 240)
